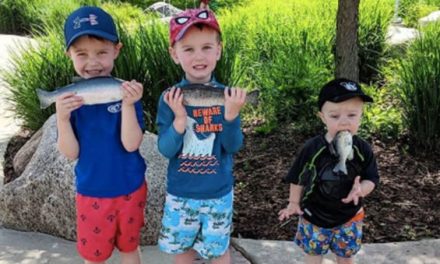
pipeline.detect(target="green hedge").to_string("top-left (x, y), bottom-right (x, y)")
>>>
top-left (396, 22), bottom-right (440, 153)
top-left (1, 0), bottom-right (396, 137)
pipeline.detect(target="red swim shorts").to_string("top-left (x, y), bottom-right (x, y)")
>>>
top-left (76, 182), bottom-right (147, 262)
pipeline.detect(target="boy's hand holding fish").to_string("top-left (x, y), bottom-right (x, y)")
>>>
top-left (224, 87), bottom-right (247, 121)
top-left (121, 80), bottom-right (143, 106)
top-left (55, 92), bottom-right (84, 121)
top-left (164, 87), bottom-right (188, 134)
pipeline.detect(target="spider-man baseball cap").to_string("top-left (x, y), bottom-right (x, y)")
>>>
top-left (64, 6), bottom-right (119, 50)
top-left (169, 8), bottom-right (221, 46)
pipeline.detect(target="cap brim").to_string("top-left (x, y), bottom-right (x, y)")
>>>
top-left (66, 30), bottom-right (118, 50)
top-left (330, 93), bottom-right (374, 104)
top-left (174, 21), bottom-right (220, 43)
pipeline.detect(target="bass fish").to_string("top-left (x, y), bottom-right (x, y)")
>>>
top-left (36, 76), bottom-right (124, 109)
top-left (166, 83), bottom-right (259, 107)
top-left (332, 130), bottom-right (354, 175)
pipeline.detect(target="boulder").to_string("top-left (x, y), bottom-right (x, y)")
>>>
top-left (386, 25), bottom-right (419, 46)
top-left (0, 114), bottom-right (168, 245)
top-left (145, 1), bottom-right (182, 18)
top-left (13, 128), bottom-right (42, 176)
top-left (419, 11), bottom-right (440, 26)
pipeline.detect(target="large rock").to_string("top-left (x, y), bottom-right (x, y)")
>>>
top-left (386, 25), bottom-right (419, 46)
top-left (419, 11), bottom-right (440, 26)
top-left (0, 114), bottom-right (168, 245)
top-left (13, 128), bottom-right (42, 177)
top-left (145, 1), bottom-right (182, 18)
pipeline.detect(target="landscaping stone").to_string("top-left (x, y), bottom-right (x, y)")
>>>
top-left (0, 115), bottom-right (168, 246)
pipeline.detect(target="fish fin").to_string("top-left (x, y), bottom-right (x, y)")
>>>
top-left (348, 148), bottom-right (354, 160)
top-left (333, 162), bottom-right (348, 175)
top-left (36, 89), bottom-right (53, 109)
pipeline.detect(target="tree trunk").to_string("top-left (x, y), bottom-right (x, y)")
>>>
top-left (335, 0), bottom-right (360, 82)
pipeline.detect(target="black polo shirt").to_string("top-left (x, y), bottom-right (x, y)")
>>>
top-left (284, 134), bottom-right (379, 228)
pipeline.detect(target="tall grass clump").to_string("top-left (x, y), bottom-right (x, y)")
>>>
top-left (141, 0), bottom-right (249, 11)
top-left (359, 84), bottom-right (402, 140)
top-left (115, 18), bottom-right (181, 130)
top-left (1, 28), bottom-right (72, 130)
top-left (397, 22), bottom-right (440, 153)
top-left (220, 0), bottom-right (336, 133)
top-left (358, 0), bottom-right (393, 83)
top-left (1, 20), bottom-right (178, 131)
top-left (0, 0), bottom-right (101, 35)
top-left (0, 0), bottom-right (42, 34)
top-left (399, 0), bottom-right (440, 27)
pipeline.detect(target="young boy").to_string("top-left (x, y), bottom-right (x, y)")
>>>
top-left (156, 4), bottom-right (247, 264)
top-left (56, 6), bottom-right (147, 264)
top-left (278, 78), bottom-right (379, 264)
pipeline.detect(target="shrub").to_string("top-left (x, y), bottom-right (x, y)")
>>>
top-left (139, 0), bottom-right (249, 11)
top-left (1, 0), bottom-right (399, 137)
top-left (0, 0), bottom-right (101, 35)
top-left (399, 0), bottom-right (440, 27)
top-left (358, 0), bottom-right (393, 83)
top-left (1, 29), bottom-right (72, 130)
top-left (396, 22), bottom-right (440, 152)
top-left (359, 84), bottom-right (402, 140)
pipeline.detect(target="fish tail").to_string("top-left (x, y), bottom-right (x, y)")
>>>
top-left (333, 161), bottom-right (348, 175)
top-left (246, 90), bottom-right (260, 105)
top-left (36, 89), bottom-right (54, 109)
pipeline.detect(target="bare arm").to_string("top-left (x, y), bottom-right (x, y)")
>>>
top-left (56, 92), bottom-right (83, 160)
top-left (342, 176), bottom-right (376, 205)
top-left (278, 184), bottom-right (304, 221)
top-left (121, 80), bottom-right (144, 152)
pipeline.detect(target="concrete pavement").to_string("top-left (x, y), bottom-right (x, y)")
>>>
top-left (1, 228), bottom-right (439, 264)
top-left (1, 34), bottom-right (440, 264)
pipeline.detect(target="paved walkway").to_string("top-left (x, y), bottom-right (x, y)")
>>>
top-left (1, 35), bottom-right (440, 264)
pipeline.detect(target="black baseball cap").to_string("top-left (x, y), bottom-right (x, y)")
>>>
top-left (318, 78), bottom-right (373, 110)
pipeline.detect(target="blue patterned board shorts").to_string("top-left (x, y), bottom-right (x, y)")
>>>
top-left (158, 191), bottom-right (233, 260)
top-left (295, 213), bottom-right (363, 258)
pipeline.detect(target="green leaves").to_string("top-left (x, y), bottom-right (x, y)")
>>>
top-left (397, 22), bottom-right (440, 152)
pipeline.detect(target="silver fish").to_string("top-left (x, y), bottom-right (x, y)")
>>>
top-left (332, 130), bottom-right (354, 175)
top-left (36, 76), bottom-right (124, 109)
top-left (167, 83), bottom-right (259, 107)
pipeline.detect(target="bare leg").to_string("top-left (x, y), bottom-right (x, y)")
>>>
top-left (211, 249), bottom-right (231, 264)
top-left (175, 249), bottom-right (196, 264)
top-left (304, 254), bottom-right (323, 264)
top-left (120, 247), bottom-right (141, 264)
top-left (336, 256), bottom-right (354, 264)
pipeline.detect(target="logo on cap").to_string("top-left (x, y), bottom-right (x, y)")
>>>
top-left (73, 14), bottom-right (99, 29)
top-left (340, 82), bottom-right (358, 91)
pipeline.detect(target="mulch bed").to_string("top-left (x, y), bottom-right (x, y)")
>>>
top-left (232, 126), bottom-right (440, 243)
top-left (3, 126), bottom-right (440, 243)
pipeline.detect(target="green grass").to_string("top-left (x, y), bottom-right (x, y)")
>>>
top-left (396, 22), bottom-right (440, 152)
top-left (0, 0), bottom-right (399, 138)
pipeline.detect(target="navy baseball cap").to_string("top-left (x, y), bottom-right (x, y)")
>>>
top-left (318, 78), bottom-right (373, 110)
top-left (64, 6), bottom-right (119, 50)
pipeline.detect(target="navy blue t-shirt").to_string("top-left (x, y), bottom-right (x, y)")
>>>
top-left (71, 100), bottom-right (146, 197)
